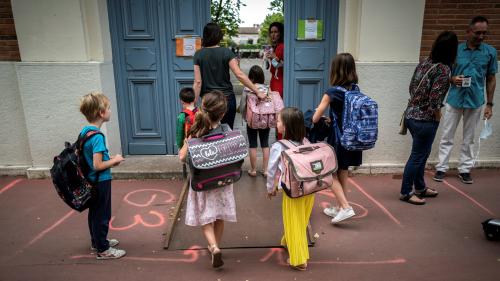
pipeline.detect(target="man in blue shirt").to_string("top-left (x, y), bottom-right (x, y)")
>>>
top-left (434, 16), bottom-right (497, 184)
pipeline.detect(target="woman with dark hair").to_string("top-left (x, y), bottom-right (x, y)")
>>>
top-left (266, 22), bottom-right (285, 98)
top-left (400, 31), bottom-right (458, 205)
top-left (193, 22), bottom-right (265, 129)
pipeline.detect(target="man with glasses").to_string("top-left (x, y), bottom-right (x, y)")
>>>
top-left (434, 16), bottom-right (497, 184)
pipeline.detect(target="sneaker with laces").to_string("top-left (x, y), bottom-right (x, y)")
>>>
top-left (96, 246), bottom-right (126, 260)
top-left (458, 173), bottom-right (473, 184)
top-left (323, 207), bottom-right (339, 218)
top-left (433, 171), bottom-right (445, 182)
top-left (91, 239), bottom-right (119, 251)
top-left (331, 207), bottom-right (355, 224)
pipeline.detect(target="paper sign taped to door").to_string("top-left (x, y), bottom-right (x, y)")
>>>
top-left (176, 37), bottom-right (201, 57)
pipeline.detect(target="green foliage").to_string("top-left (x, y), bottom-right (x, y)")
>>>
top-left (211, 0), bottom-right (245, 38)
top-left (237, 44), bottom-right (261, 49)
top-left (268, 0), bottom-right (284, 13)
top-left (258, 13), bottom-right (284, 45)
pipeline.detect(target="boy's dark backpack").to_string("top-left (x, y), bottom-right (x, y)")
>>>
top-left (187, 124), bottom-right (248, 191)
top-left (50, 130), bottom-right (102, 212)
top-left (329, 85), bottom-right (378, 151)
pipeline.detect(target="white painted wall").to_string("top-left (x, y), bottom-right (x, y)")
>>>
top-left (0, 62), bottom-right (31, 166)
top-left (357, 63), bottom-right (500, 172)
top-left (11, 0), bottom-right (88, 62)
top-left (2, 0), bottom-right (121, 174)
top-left (340, 0), bottom-right (425, 62)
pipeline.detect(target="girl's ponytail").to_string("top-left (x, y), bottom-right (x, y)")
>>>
top-left (187, 90), bottom-right (227, 138)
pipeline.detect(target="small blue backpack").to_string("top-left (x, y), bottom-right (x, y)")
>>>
top-left (330, 85), bottom-right (378, 151)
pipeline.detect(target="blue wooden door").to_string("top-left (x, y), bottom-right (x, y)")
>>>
top-left (107, 0), bottom-right (209, 154)
top-left (284, 0), bottom-right (339, 111)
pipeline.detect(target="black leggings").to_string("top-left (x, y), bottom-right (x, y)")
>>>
top-left (247, 125), bottom-right (270, 148)
top-left (221, 94), bottom-right (237, 129)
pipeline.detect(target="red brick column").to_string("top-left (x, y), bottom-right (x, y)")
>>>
top-left (420, 0), bottom-right (500, 59)
top-left (0, 0), bottom-right (20, 61)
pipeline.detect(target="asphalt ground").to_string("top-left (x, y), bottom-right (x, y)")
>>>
top-left (1, 170), bottom-right (500, 281)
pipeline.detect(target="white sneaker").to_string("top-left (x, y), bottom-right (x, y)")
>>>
top-left (331, 207), bottom-right (355, 224)
top-left (96, 246), bottom-right (126, 260)
top-left (91, 238), bottom-right (119, 251)
top-left (323, 207), bottom-right (339, 218)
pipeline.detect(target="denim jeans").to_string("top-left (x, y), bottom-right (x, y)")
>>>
top-left (400, 119), bottom-right (439, 196)
top-left (221, 94), bottom-right (236, 129)
top-left (88, 180), bottom-right (112, 252)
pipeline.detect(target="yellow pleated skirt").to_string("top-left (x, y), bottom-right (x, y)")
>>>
top-left (280, 191), bottom-right (315, 266)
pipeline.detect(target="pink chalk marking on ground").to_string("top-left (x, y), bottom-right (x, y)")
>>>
top-left (424, 171), bottom-right (495, 216)
top-left (109, 210), bottom-right (165, 231)
top-left (310, 258), bottom-right (407, 265)
top-left (348, 178), bottom-right (403, 227)
top-left (124, 189), bottom-right (176, 207)
top-left (71, 246), bottom-right (201, 263)
top-left (442, 180), bottom-right (495, 216)
top-left (0, 179), bottom-right (23, 195)
top-left (27, 210), bottom-right (75, 247)
top-left (260, 247), bottom-right (287, 265)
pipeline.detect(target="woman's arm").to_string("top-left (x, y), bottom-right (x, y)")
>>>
top-left (312, 94), bottom-right (330, 123)
top-left (193, 65), bottom-right (202, 102)
top-left (229, 59), bottom-right (266, 99)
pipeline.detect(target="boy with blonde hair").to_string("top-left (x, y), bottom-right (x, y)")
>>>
top-left (79, 91), bottom-right (126, 259)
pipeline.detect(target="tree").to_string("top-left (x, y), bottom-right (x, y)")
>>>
top-left (268, 0), bottom-right (284, 13)
top-left (257, 13), bottom-right (284, 45)
top-left (211, 0), bottom-right (245, 38)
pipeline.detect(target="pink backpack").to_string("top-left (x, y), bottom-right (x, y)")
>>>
top-left (244, 85), bottom-right (284, 129)
top-left (279, 139), bottom-right (338, 198)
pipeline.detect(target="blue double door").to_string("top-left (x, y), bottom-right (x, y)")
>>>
top-left (108, 0), bottom-right (210, 154)
top-left (108, 0), bottom-right (338, 155)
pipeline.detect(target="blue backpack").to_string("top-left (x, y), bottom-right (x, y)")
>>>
top-left (329, 85), bottom-right (378, 151)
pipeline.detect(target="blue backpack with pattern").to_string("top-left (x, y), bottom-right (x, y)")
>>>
top-left (330, 85), bottom-right (378, 151)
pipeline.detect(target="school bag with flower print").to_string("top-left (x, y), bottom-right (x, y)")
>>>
top-left (244, 84), bottom-right (284, 129)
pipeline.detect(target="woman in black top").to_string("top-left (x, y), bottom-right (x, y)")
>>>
top-left (193, 23), bottom-right (265, 129)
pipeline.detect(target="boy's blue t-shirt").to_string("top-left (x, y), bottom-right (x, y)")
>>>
top-left (79, 125), bottom-right (112, 183)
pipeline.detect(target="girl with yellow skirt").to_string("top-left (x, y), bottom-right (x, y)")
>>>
top-left (267, 107), bottom-right (314, 270)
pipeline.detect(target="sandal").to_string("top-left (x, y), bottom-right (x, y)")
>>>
top-left (400, 194), bottom-right (426, 205)
top-left (415, 188), bottom-right (439, 198)
top-left (259, 170), bottom-right (268, 178)
top-left (247, 170), bottom-right (257, 177)
top-left (208, 244), bottom-right (224, 268)
top-left (286, 258), bottom-right (307, 271)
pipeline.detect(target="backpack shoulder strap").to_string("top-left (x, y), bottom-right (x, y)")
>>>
top-left (78, 130), bottom-right (104, 150)
top-left (278, 139), bottom-right (296, 149)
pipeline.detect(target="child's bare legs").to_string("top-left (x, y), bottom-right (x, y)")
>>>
top-left (329, 177), bottom-right (350, 209)
top-left (202, 221), bottom-right (224, 268)
top-left (337, 169), bottom-right (349, 194)
top-left (214, 220), bottom-right (224, 245)
top-left (262, 147), bottom-right (270, 176)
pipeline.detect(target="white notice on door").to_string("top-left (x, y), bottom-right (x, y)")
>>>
top-left (305, 20), bottom-right (318, 39)
top-left (183, 38), bottom-right (196, 56)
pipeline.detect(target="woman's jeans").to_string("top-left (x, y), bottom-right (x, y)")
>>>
top-left (401, 119), bottom-right (439, 196)
top-left (221, 94), bottom-right (236, 129)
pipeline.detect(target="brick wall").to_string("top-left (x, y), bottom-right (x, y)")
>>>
top-left (420, 0), bottom-right (500, 59)
top-left (0, 0), bottom-right (20, 61)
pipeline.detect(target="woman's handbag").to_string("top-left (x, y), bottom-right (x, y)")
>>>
top-left (398, 109), bottom-right (408, 135)
top-left (399, 63), bottom-right (439, 135)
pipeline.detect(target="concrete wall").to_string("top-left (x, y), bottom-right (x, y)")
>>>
top-left (0, 62), bottom-right (31, 166)
top-left (339, 0), bottom-right (425, 62)
top-left (1, 0), bottom-right (121, 176)
top-left (357, 63), bottom-right (500, 172)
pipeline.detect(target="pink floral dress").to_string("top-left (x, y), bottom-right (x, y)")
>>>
top-left (184, 183), bottom-right (237, 226)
